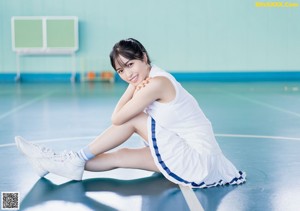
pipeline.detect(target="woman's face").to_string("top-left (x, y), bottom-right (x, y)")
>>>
top-left (115, 55), bottom-right (150, 86)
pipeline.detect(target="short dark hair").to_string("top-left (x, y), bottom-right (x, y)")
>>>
top-left (110, 38), bottom-right (151, 71)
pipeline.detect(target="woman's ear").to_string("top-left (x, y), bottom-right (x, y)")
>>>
top-left (143, 53), bottom-right (148, 64)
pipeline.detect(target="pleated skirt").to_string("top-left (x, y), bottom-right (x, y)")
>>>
top-left (147, 117), bottom-right (246, 188)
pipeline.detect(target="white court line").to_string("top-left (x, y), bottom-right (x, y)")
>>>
top-left (0, 91), bottom-right (55, 120)
top-left (2, 133), bottom-right (300, 210)
top-left (221, 91), bottom-right (300, 118)
top-left (2, 135), bottom-right (205, 210)
top-left (0, 91), bottom-right (18, 94)
top-left (215, 133), bottom-right (300, 141)
top-left (179, 185), bottom-right (204, 211)
top-left (2, 134), bottom-right (300, 148)
top-left (0, 136), bottom-right (96, 148)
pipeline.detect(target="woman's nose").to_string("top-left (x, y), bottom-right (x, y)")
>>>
top-left (125, 68), bottom-right (133, 77)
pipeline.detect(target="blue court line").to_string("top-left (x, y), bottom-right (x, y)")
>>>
top-left (0, 91), bottom-right (55, 120)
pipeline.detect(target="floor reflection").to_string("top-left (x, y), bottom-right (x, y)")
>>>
top-left (21, 173), bottom-right (238, 211)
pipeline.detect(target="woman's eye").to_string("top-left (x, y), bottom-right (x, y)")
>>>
top-left (127, 62), bottom-right (133, 67)
top-left (117, 69), bottom-right (124, 74)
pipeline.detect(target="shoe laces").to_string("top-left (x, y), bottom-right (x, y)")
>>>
top-left (33, 143), bottom-right (71, 160)
top-left (51, 151), bottom-right (79, 162)
top-left (34, 144), bottom-right (56, 157)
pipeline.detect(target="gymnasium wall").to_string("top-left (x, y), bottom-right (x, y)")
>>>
top-left (0, 0), bottom-right (300, 79)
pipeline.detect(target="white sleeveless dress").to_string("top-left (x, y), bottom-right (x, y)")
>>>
top-left (145, 65), bottom-right (246, 188)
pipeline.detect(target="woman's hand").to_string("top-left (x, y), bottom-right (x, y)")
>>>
top-left (134, 77), bottom-right (151, 95)
top-left (111, 77), bottom-right (162, 125)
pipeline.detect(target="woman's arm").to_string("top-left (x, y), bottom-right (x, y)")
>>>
top-left (111, 77), bottom-right (165, 125)
top-left (112, 84), bottom-right (136, 118)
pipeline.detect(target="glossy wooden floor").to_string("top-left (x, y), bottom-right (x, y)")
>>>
top-left (1, 81), bottom-right (300, 211)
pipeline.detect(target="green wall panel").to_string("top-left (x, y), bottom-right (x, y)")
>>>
top-left (14, 19), bottom-right (43, 48)
top-left (47, 19), bottom-right (76, 48)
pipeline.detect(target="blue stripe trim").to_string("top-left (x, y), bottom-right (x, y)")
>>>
top-left (170, 71), bottom-right (300, 82)
top-left (0, 73), bottom-right (81, 83)
top-left (151, 118), bottom-right (206, 187)
top-left (2, 71), bottom-right (300, 83)
top-left (114, 71), bottom-right (300, 82)
top-left (150, 118), bottom-right (246, 188)
top-left (0, 74), bottom-right (16, 83)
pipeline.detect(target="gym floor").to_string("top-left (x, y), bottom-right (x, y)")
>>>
top-left (1, 81), bottom-right (300, 211)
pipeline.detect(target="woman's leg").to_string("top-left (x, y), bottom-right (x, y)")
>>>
top-left (84, 112), bottom-right (159, 172)
top-left (87, 112), bottom-right (148, 155)
top-left (15, 112), bottom-right (158, 180)
top-left (85, 147), bottom-right (159, 172)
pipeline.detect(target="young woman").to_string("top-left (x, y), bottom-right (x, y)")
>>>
top-left (16, 38), bottom-right (246, 188)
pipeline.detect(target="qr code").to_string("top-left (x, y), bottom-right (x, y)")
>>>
top-left (1, 192), bottom-right (20, 210)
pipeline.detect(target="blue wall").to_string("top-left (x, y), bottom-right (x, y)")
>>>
top-left (1, 0), bottom-right (300, 78)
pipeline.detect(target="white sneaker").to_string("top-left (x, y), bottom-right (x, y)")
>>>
top-left (15, 136), bottom-right (50, 177)
top-left (38, 151), bottom-right (85, 181)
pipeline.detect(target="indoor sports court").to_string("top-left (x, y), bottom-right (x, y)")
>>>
top-left (1, 1), bottom-right (300, 211)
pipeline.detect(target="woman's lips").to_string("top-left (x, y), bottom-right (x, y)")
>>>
top-left (130, 75), bottom-right (138, 83)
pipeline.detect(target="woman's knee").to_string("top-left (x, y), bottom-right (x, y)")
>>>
top-left (130, 113), bottom-right (148, 138)
top-left (114, 147), bottom-right (148, 165)
top-left (131, 112), bottom-right (148, 124)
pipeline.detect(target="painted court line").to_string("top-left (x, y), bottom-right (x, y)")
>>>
top-left (2, 133), bottom-right (300, 210)
top-left (222, 91), bottom-right (300, 118)
top-left (0, 90), bottom-right (18, 94)
top-left (0, 91), bottom-right (55, 120)
top-left (0, 136), bottom-right (95, 148)
top-left (215, 134), bottom-right (300, 141)
top-left (2, 134), bottom-right (300, 148)
top-left (0, 136), bottom-right (96, 148)
top-left (179, 185), bottom-right (204, 211)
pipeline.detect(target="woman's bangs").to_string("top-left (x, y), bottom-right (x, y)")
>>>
top-left (114, 55), bottom-right (128, 69)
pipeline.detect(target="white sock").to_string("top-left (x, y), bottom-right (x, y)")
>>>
top-left (77, 146), bottom-right (95, 161)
